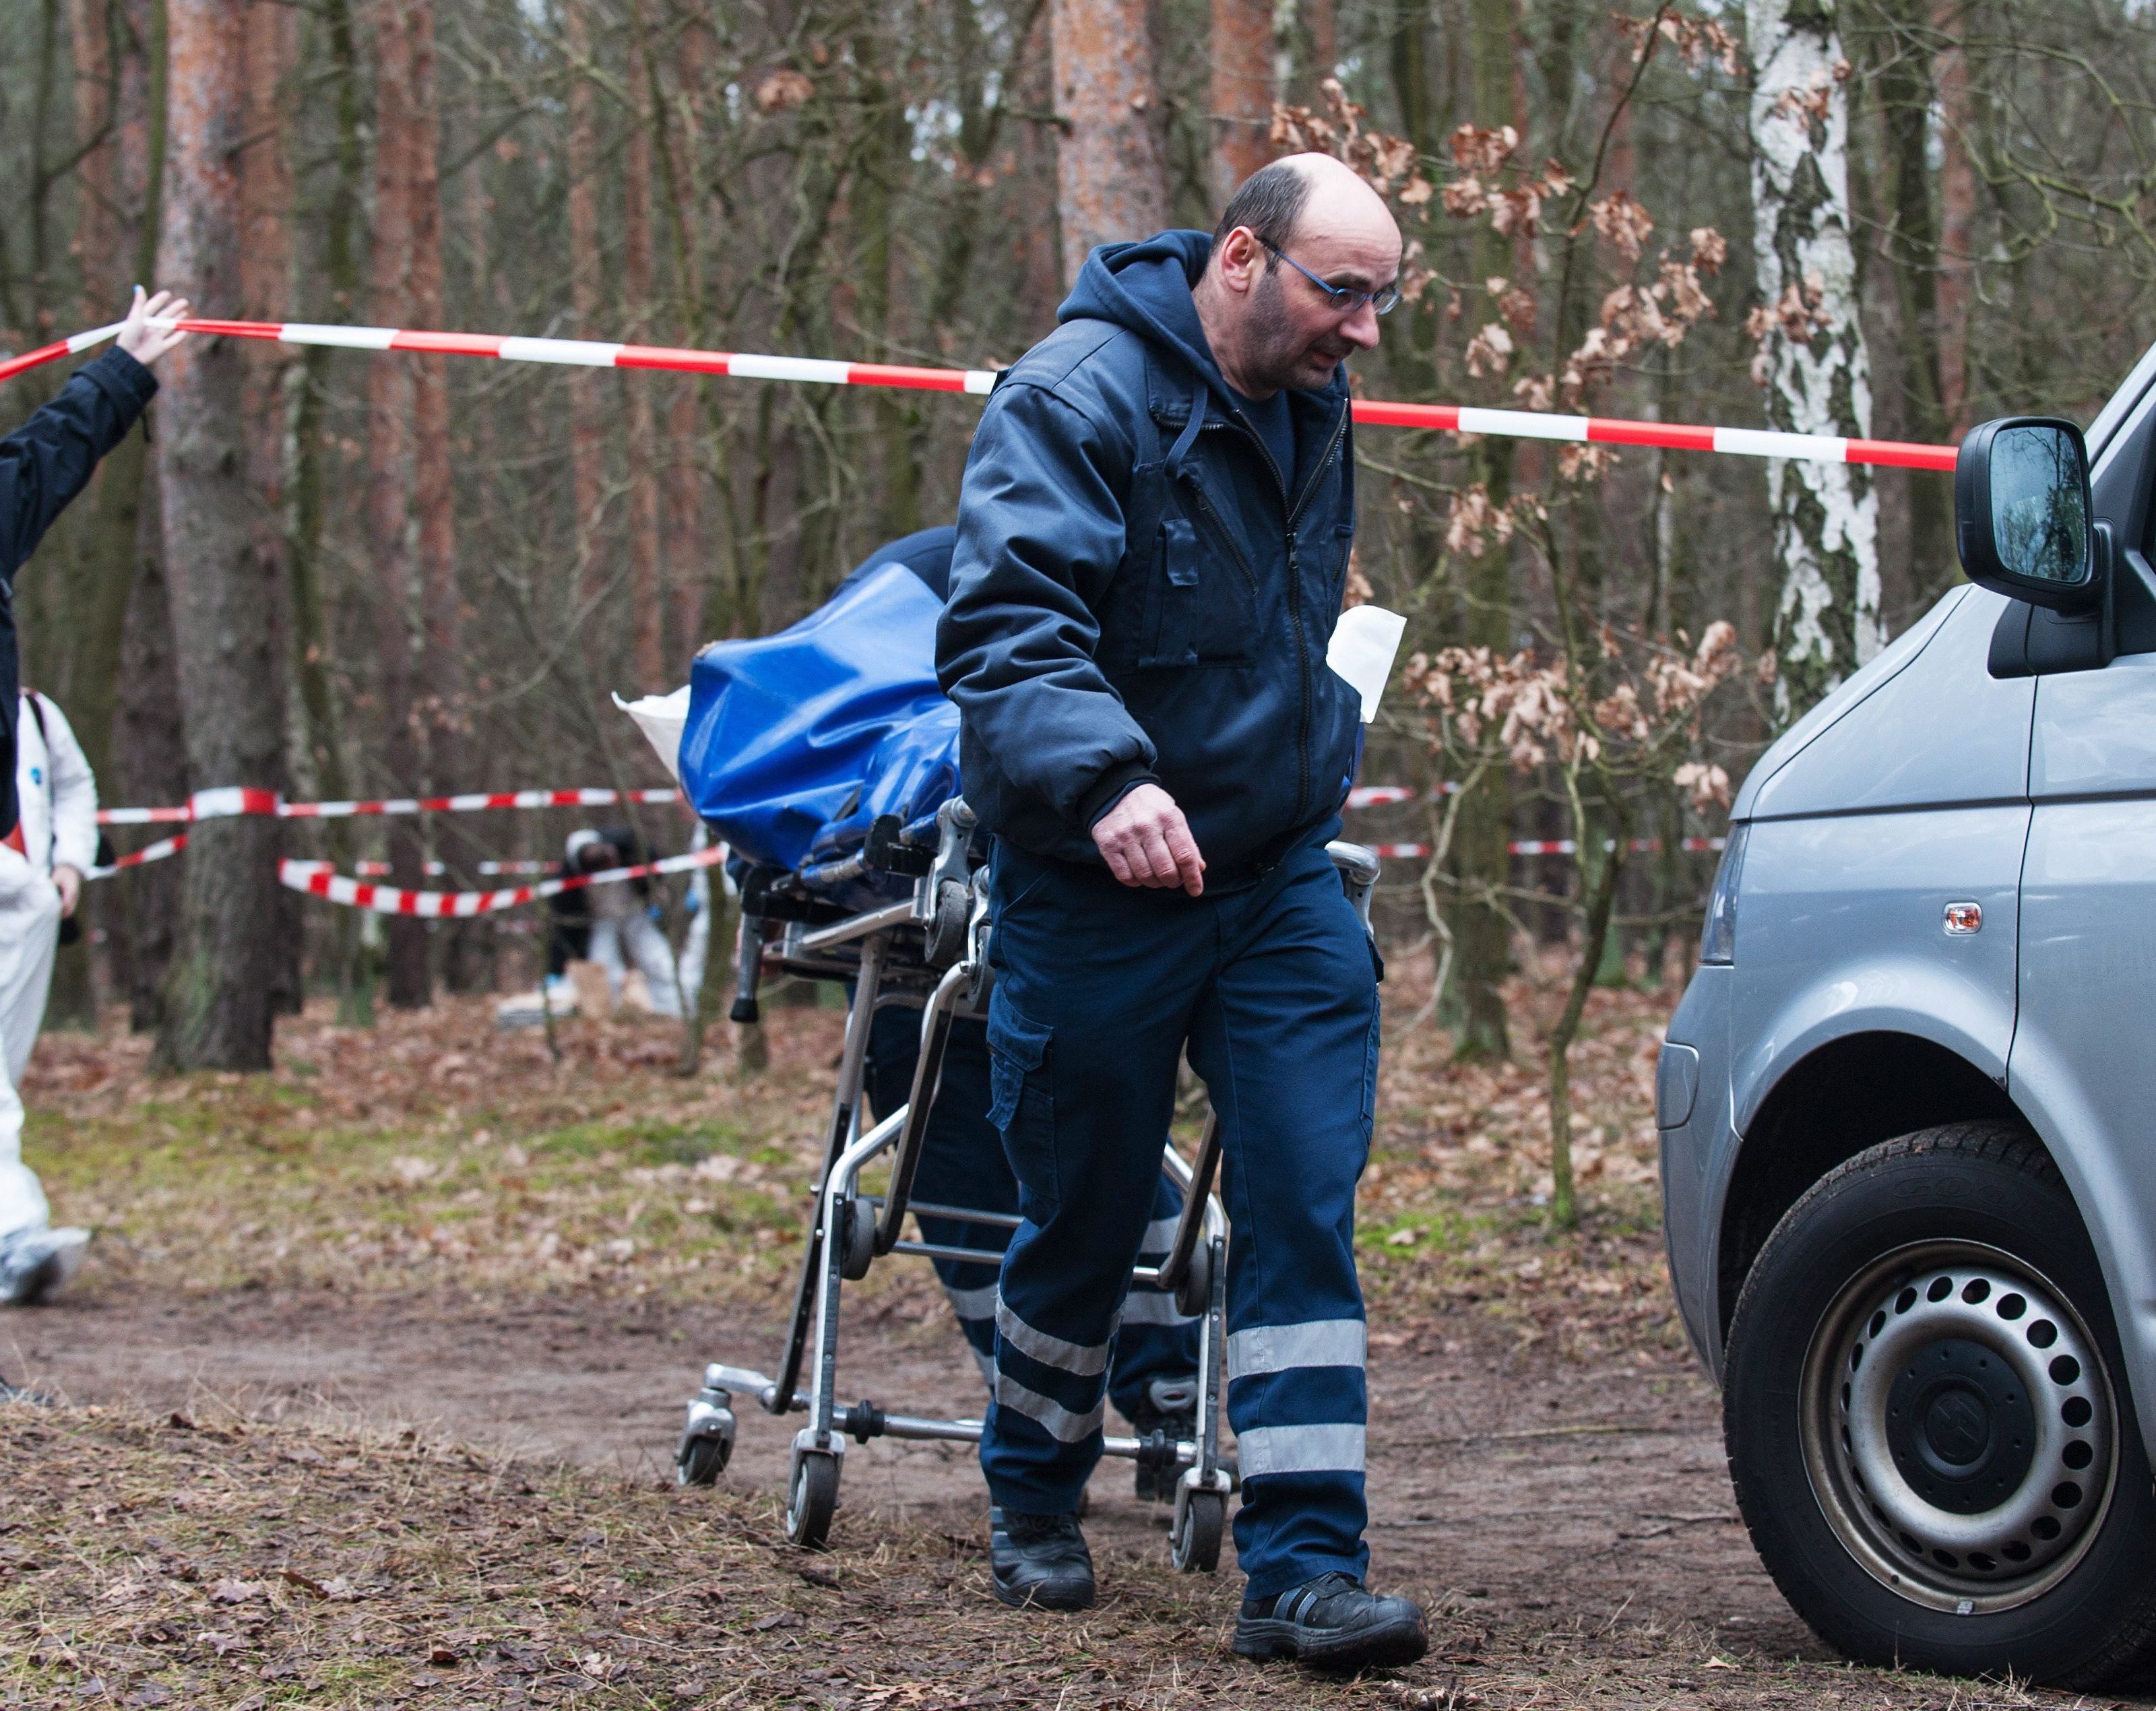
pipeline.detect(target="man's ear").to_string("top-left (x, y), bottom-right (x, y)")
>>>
top-left (1213, 226), bottom-right (1261, 294)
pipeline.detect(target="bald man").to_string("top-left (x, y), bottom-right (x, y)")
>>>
top-left (937, 158), bottom-right (1427, 1666)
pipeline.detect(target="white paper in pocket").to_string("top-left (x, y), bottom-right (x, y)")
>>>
top-left (1326, 604), bottom-right (1408, 723)
top-left (612, 685), bottom-right (693, 783)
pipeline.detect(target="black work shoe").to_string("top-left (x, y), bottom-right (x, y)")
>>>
top-left (1234, 1572), bottom-right (1428, 1670)
top-left (988, 1506), bottom-right (1096, 1611)
top-left (1129, 1402), bottom-right (1197, 1503)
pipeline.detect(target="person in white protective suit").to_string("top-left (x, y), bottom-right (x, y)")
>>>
top-left (559, 827), bottom-right (685, 1016)
top-left (0, 690), bottom-right (97, 1305)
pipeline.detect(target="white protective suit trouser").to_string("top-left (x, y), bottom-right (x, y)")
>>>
top-left (0, 848), bottom-right (63, 1239)
top-left (590, 908), bottom-right (684, 1017)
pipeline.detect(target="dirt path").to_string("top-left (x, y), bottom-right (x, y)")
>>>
top-left (5, 1281), bottom-right (1820, 1667)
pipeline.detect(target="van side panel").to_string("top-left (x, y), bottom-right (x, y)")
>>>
top-left (2012, 651), bottom-right (2156, 1462)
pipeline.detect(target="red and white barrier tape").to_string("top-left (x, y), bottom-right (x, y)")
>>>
top-left (13, 315), bottom-right (1960, 472)
top-left (0, 319), bottom-right (127, 385)
top-left (97, 783), bottom-right (681, 827)
top-left (1367, 836), bottom-right (1727, 860)
top-left (278, 843), bottom-right (726, 918)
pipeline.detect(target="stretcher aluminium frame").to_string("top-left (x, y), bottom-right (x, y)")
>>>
top-left (673, 797), bottom-right (1381, 1574)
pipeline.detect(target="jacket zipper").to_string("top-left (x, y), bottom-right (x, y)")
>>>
top-left (1184, 400), bottom-right (1350, 827)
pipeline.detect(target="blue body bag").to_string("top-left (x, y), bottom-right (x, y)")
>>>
top-left (677, 563), bottom-right (961, 874)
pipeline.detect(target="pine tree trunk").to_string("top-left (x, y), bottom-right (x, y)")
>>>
top-left (1933, 0), bottom-right (1975, 433)
top-left (1207, 0), bottom-right (1274, 205)
top-left (110, 462), bottom-right (187, 1033)
top-left (1444, 0), bottom-right (1520, 1062)
top-left (1746, 0), bottom-right (1882, 723)
top-left (364, 0), bottom-right (428, 1008)
top-left (623, 84), bottom-right (667, 688)
top-left (402, 0), bottom-right (476, 991)
top-left (241, 0), bottom-right (303, 1016)
top-left (564, 0), bottom-right (607, 612)
top-left (1048, 0), bottom-right (1169, 286)
top-left (154, 0), bottom-right (289, 1071)
top-left (1869, 0), bottom-right (1955, 607)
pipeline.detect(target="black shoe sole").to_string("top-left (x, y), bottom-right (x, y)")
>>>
top-left (991, 1573), bottom-right (1096, 1613)
top-left (1232, 1614), bottom-right (1428, 1671)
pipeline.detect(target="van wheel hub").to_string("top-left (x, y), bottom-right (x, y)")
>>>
top-left (1802, 1244), bottom-right (2116, 1611)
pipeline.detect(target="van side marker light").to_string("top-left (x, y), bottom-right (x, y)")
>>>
top-left (1944, 901), bottom-right (1984, 936)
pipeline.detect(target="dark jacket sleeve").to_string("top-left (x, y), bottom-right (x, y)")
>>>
top-left (935, 381), bottom-right (1160, 829)
top-left (0, 348), bottom-right (157, 582)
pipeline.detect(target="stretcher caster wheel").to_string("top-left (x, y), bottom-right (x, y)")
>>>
top-left (1172, 1237), bottom-right (1213, 1320)
top-left (676, 1429), bottom-right (731, 1487)
top-left (1170, 1481), bottom-right (1225, 1574)
top-left (674, 1391), bottom-right (736, 1487)
top-left (924, 879), bottom-right (970, 969)
top-left (786, 1442), bottom-right (842, 1550)
top-left (838, 1199), bottom-right (876, 1281)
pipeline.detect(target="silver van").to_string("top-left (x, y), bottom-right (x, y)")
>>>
top-left (1660, 348), bottom-right (2156, 1685)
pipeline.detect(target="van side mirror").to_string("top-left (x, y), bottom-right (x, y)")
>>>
top-left (1956, 417), bottom-right (2100, 611)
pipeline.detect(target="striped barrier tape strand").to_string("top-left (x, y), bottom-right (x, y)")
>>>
top-left (98, 784), bottom-right (683, 827)
top-left (0, 319), bottom-right (127, 385)
top-left (86, 833), bottom-right (187, 878)
top-left (14, 316), bottom-right (1961, 472)
top-left (1367, 836), bottom-right (1729, 859)
top-left (278, 843), bottom-right (727, 917)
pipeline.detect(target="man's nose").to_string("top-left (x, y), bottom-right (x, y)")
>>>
top-left (1338, 302), bottom-right (1381, 351)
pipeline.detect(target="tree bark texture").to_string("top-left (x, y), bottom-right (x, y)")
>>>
top-left (623, 83), bottom-right (666, 688)
top-left (1746, 0), bottom-right (1882, 723)
top-left (1048, 0), bottom-right (1170, 286)
top-left (110, 463), bottom-right (186, 1032)
top-left (1869, 0), bottom-right (1955, 606)
top-left (564, 0), bottom-right (608, 610)
top-left (1445, 0), bottom-right (1523, 1062)
top-left (154, 0), bottom-right (289, 1070)
top-left (364, 0), bottom-right (429, 1008)
top-left (241, 0), bottom-right (303, 1016)
top-left (1207, 0), bottom-right (1274, 207)
top-left (1933, 0), bottom-right (1975, 432)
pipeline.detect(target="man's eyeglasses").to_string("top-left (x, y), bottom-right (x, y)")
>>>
top-left (1263, 243), bottom-right (1402, 317)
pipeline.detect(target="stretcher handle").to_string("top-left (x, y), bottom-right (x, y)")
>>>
top-left (1149, 1110), bottom-right (1222, 1299)
top-left (876, 959), bottom-right (972, 1256)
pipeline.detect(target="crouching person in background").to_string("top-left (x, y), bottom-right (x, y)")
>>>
top-left (0, 690), bottom-right (98, 1304)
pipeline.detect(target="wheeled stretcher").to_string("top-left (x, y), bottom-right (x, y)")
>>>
top-left (670, 792), bottom-right (1380, 1574)
top-left (639, 553), bottom-right (1382, 1569)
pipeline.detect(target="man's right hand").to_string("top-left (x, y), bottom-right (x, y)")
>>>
top-left (1091, 783), bottom-right (1206, 897)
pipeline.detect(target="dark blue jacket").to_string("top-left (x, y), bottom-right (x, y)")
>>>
top-left (936, 231), bottom-right (1361, 883)
top-left (0, 348), bottom-right (156, 835)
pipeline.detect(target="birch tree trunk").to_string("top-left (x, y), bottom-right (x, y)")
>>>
top-left (155, 0), bottom-right (289, 1071)
top-left (1207, 0), bottom-right (1274, 205)
top-left (1048, 0), bottom-right (1169, 286)
top-left (1746, 0), bottom-right (1882, 722)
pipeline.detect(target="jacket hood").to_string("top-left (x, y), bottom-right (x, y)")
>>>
top-left (1059, 228), bottom-right (1352, 414)
top-left (1060, 230), bottom-right (1238, 410)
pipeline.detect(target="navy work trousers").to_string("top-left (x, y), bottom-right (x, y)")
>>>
top-left (979, 824), bottom-right (1381, 1596)
top-left (862, 1004), bottom-right (1201, 1423)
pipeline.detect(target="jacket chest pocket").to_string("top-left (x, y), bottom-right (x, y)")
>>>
top-left (1137, 511), bottom-right (1257, 670)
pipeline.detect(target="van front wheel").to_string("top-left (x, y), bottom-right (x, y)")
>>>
top-left (1725, 1122), bottom-right (2156, 1687)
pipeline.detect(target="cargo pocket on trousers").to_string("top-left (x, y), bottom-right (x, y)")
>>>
top-left (987, 998), bottom-right (1059, 1212)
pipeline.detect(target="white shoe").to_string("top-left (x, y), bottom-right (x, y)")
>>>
top-left (0, 1226), bottom-right (89, 1305)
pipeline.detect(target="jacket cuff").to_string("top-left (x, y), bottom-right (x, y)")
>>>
top-left (1079, 761), bottom-right (1161, 829)
top-left (81, 347), bottom-right (158, 417)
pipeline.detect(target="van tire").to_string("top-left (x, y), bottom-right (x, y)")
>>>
top-left (1725, 1120), bottom-right (2156, 1687)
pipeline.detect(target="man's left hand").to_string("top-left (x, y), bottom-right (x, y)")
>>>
top-left (115, 286), bottom-right (190, 367)
top-left (53, 865), bottom-right (81, 919)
